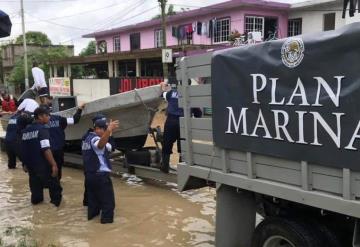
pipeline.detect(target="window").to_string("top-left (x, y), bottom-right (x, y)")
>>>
top-left (213, 18), bottom-right (230, 43)
top-left (113, 35), bottom-right (121, 52)
top-left (324, 13), bottom-right (336, 31)
top-left (288, 18), bottom-right (302, 37)
top-left (154, 29), bottom-right (163, 48)
top-left (130, 33), bottom-right (141, 50)
top-left (245, 16), bottom-right (264, 37)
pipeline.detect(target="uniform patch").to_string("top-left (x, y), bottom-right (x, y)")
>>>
top-left (22, 130), bottom-right (39, 140)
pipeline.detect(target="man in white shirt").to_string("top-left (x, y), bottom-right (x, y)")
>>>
top-left (31, 61), bottom-right (48, 104)
top-left (17, 98), bottom-right (39, 113)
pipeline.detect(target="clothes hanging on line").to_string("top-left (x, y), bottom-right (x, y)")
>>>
top-left (202, 22), bottom-right (208, 35)
top-left (192, 22), bottom-right (196, 32)
top-left (185, 24), bottom-right (193, 34)
top-left (172, 26), bottom-right (177, 37)
top-left (197, 22), bottom-right (202, 35)
top-left (178, 26), bottom-right (186, 39)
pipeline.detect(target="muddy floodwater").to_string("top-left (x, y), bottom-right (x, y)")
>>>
top-left (0, 152), bottom-right (215, 247)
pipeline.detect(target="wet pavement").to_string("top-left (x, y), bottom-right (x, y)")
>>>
top-left (0, 153), bottom-right (215, 247)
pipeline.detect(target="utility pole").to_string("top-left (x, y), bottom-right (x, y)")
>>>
top-left (158, 0), bottom-right (169, 83)
top-left (20, 0), bottom-right (29, 89)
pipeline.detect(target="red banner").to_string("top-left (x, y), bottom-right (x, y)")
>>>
top-left (110, 77), bottom-right (163, 94)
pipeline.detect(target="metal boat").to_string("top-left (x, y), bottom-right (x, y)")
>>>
top-left (58, 85), bottom-right (162, 151)
top-left (1, 85), bottom-right (162, 151)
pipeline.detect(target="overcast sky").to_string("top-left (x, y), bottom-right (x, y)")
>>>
top-left (0, 0), bottom-right (303, 54)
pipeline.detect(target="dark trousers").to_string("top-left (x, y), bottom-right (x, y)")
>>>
top-left (86, 172), bottom-right (115, 223)
top-left (52, 149), bottom-right (64, 180)
top-left (5, 140), bottom-right (21, 169)
top-left (29, 171), bottom-right (62, 207)
top-left (163, 116), bottom-right (181, 155)
top-left (83, 176), bottom-right (88, 206)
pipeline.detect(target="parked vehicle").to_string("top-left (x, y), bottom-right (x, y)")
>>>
top-left (177, 23), bottom-right (360, 247)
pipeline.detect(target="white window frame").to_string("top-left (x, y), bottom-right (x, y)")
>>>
top-left (213, 18), bottom-right (231, 44)
top-left (113, 35), bottom-right (121, 52)
top-left (288, 18), bottom-right (302, 37)
top-left (154, 29), bottom-right (163, 48)
top-left (245, 16), bottom-right (265, 38)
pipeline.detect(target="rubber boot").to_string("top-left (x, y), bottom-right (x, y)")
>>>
top-left (160, 154), bottom-right (170, 174)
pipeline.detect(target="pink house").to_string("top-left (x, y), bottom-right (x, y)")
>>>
top-left (84, 0), bottom-right (289, 54)
top-left (50, 0), bottom-right (290, 84)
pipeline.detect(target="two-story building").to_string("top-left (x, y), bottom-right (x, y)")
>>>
top-left (287, 0), bottom-right (360, 37)
top-left (50, 0), bottom-right (290, 91)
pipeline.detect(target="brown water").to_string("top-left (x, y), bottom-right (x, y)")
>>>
top-left (0, 153), bottom-right (215, 247)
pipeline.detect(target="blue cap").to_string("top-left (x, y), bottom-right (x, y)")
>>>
top-left (94, 119), bottom-right (107, 129)
top-left (92, 113), bottom-right (106, 124)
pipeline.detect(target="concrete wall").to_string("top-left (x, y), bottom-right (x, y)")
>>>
top-left (73, 79), bottom-right (110, 103)
top-left (96, 6), bottom-right (288, 53)
top-left (289, 2), bottom-right (345, 35)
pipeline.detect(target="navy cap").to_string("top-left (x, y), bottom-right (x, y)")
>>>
top-left (92, 113), bottom-right (106, 124)
top-left (34, 106), bottom-right (50, 119)
top-left (94, 119), bottom-right (107, 129)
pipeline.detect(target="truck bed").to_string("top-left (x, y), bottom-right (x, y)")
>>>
top-left (176, 52), bottom-right (360, 219)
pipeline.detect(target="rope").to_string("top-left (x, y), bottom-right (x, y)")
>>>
top-left (206, 146), bottom-right (217, 185)
top-left (133, 88), bottom-right (157, 113)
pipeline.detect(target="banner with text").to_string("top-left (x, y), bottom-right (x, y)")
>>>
top-left (110, 77), bottom-right (163, 94)
top-left (212, 23), bottom-right (360, 171)
top-left (49, 77), bottom-right (71, 96)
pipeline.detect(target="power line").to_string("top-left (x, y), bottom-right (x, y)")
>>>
top-left (97, 0), bottom-right (146, 31)
top-left (24, 12), bottom-right (95, 31)
top-left (58, 6), bottom-right (158, 44)
top-left (94, 0), bottom-right (147, 31)
top-left (12, 2), bottom-right (123, 25)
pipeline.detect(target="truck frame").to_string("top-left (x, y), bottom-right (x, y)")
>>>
top-left (176, 52), bottom-right (360, 247)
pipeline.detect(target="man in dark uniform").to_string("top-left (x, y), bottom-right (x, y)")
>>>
top-left (5, 112), bottom-right (22, 169)
top-left (47, 103), bottom-right (85, 180)
top-left (160, 82), bottom-right (202, 173)
top-left (82, 116), bottom-right (119, 224)
top-left (21, 106), bottom-right (62, 206)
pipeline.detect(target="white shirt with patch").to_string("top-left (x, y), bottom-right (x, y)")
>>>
top-left (31, 67), bottom-right (47, 90)
top-left (18, 98), bottom-right (39, 113)
top-left (90, 136), bottom-right (112, 172)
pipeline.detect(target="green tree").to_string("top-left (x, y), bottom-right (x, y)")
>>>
top-left (80, 41), bottom-right (96, 56)
top-left (8, 46), bottom-right (69, 86)
top-left (15, 31), bottom-right (52, 46)
top-left (152, 4), bottom-right (176, 19)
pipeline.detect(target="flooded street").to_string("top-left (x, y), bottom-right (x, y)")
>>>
top-left (0, 152), bottom-right (215, 247)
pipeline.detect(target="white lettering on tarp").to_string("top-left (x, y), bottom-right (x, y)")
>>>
top-left (223, 74), bottom-right (360, 151)
top-left (345, 121), bottom-right (360, 150)
top-left (270, 78), bottom-right (285, 105)
top-left (250, 109), bottom-right (272, 139)
top-left (295, 111), bottom-right (308, 144)
top-left (225, 107), bottom-right (248, 135)
top-left (313, 76), bottom-right (343, 107)
top-left (286, 78), bottom-right (309, 106)
top-left (310, 112), bottom-right (344, 148)
top-left (272, 110), bottom-right (294, 142)
top-left (251, 74), bottom-right (267, 104)
top-left (22, 130), bottom-right (39, 140)
top-left (225, 109), bottom-right (348, 148)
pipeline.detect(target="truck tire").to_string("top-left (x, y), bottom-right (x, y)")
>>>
top-left (310, 221), bottom-right (342, 247)
top-left (251, 217), bottom-right (322, 247)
